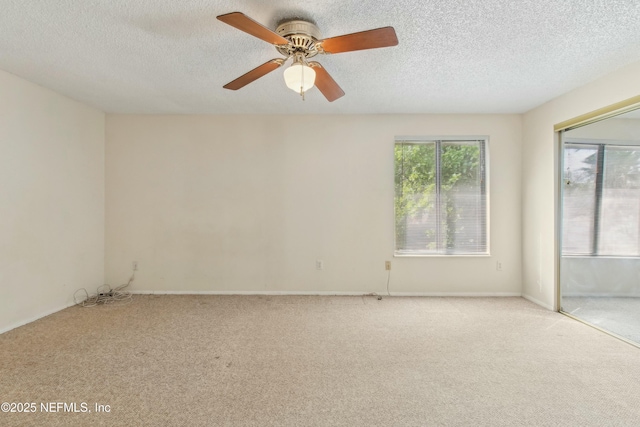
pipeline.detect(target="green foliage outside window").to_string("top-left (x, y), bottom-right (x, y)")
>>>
top-left (395, 141), bottom-right (484, 253)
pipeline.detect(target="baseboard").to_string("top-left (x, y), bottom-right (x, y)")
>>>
top-left (132, 290), bottom-right (522, 297)
top-left (132, 290), bottom-right (381, 296)
top-left (0, 301), bottom-right (76, 335)
top-left (390, 292), bottom-right (522, 297)
top-left (522, 294), bottom-right (554, 310)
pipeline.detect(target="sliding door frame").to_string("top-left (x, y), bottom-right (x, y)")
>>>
top-left (554, 95), bottom-right (640, 348)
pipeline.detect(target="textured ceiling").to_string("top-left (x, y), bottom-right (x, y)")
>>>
top-left (1, 0), bottom-right (640, 114)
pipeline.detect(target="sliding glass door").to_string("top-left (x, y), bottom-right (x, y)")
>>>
top-left (559, 109), bottom-right (640, 345)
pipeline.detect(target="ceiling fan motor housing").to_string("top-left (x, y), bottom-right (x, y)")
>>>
top-left (275, 20), bottom-right (321, 58)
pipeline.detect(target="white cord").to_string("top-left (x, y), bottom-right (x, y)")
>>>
top-left (386, 268), bottom-right (391, 296)
top-left (74, 273), bottom-right (134, 307)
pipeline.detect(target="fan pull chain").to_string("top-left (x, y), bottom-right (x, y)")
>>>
top-left (300, 62), bottom-right (305, 101)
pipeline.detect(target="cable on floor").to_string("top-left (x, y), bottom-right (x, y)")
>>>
top-left (364, 268), bottom-right (392, 301)
top-left (73, 273), bottom-right (134, 307)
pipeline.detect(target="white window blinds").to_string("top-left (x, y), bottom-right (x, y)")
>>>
top-left (395, 139), bottom-right (488, 255)
top-left (563, 142), bottom-right (640, 256)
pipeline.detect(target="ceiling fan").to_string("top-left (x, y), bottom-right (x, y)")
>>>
top-left (217, 12), bottom-right (399, 102)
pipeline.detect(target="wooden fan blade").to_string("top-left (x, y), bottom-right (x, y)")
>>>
top-left (309, 62), bottom-right (344, 102)
top-left (319, 27), bottom-right (398, 54)
top-left (217, 12), bottom-right (289, 45)
top-left (223, 59), bottom-right (284, 90)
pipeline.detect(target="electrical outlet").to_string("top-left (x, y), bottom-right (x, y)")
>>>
top-left (496, 261), bottom-right (502, 271)
top-left (385, 261), bottom-right (391, 271)
top-left (133, 261), bottom-right (138, 271)
top-left (316, 260), bottom-right (324, 270)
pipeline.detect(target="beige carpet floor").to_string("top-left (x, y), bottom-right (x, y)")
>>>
top-left (1, 295), bottom-right (639, 426)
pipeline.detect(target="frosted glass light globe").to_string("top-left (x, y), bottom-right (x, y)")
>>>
top-left (283, 63), bottom-right (316, 93)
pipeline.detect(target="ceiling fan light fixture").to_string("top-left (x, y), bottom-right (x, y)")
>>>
top-left (217, 12), bottom-right (398, 102)
top-left (283, 61), bottom-right (316, 94)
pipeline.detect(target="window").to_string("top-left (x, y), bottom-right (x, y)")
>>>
top-left (394, 138), bottom-right (488, 255)
top-left (563, 141), bottom-right (640, 256)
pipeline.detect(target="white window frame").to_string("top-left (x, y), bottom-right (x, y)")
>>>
top-left (394, 135), bottom-right (491, 257)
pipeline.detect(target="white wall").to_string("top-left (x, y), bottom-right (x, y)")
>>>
top-left (0, 69), bottom-right (105, 333)
top-left (522, 60), bottom-right (640, 310)
top-left (3, 56), bottom-right (639, 332)
top-left (106, 114), bottom-right (522, 295)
